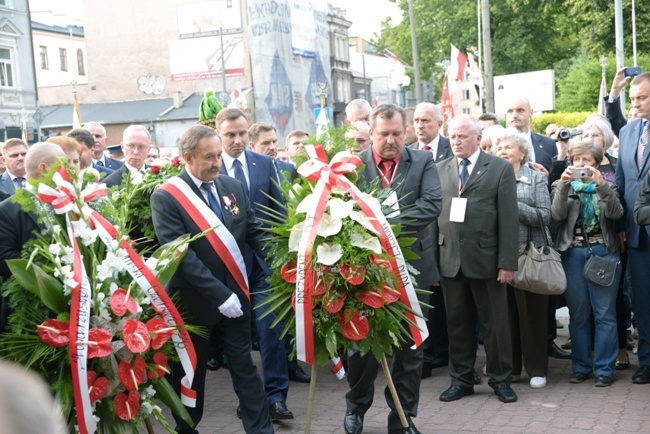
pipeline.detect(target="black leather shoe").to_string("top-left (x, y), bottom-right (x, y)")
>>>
top-left (288, 363), bottom-right (311, 383)
top-left (472, 369), bottom-right (482, 385)
top-left (548, 342), bottom-right (572, 359)
top-left (206, 356), bottom-right (220, 371)
top-left (439, 384), bottom-right (474, 402)
top-left (344, 412), bottom-right (363, 434)
top-left (632, 366), bottom-right (650, 384)
top-left (569, 372), bottom-right (592, 383)
top-left (269, 402), bottom-right (294, 421)
top-left (493, 383), bottom-right (517, 403)
top-left (389, 427), bottom-right (422, 434)
top-left (594, 375), bottom-right (614, 387)
top-left (236, 406), bottom-right (242, 419)
top-left (615, 354), bottom-right (630, 371)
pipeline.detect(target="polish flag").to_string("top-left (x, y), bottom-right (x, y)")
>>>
top-left (467, 53), bottom-right (483, 89)
top-left (448, 45), bottom-right (468, 96)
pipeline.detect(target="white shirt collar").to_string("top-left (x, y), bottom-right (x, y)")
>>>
top-left (221, 151), bottom-right (247, 173)
top-left (419, 135), bottom-right (440, 152)
top-left (457, 148), bottom-right (481, 175)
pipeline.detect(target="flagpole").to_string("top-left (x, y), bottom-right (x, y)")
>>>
top-left (477, 0), bottom-right (483, 112)
top-left (69, 25), bottom-right (81, 128)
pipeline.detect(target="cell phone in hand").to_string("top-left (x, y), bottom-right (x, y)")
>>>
top-left (572, 168), bottom-right (588, 179)
top-left (624, 66), bottom-right (643, 77)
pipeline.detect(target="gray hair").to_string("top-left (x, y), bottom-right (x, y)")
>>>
top-left (448, 115), bottom-right (482, 137)
top-left (415, 102), bottom-right (444, 122)
top-left (179, 125), bottom-right (219, 157)
top-left (569, 140), bottom-right (604, 167)
top-left (581, 117), bottom-right (615, 151)
top-left (495, 128), bottom-right (529, 163)
top-left (345, 99), bottom-right (372, 120)
top-left (122, 124), bottom-right (151, 143)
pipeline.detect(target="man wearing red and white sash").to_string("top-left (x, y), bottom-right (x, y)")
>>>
top-left (150, 125), bottom-right (273, 434)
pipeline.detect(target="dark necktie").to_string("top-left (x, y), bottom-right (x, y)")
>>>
top-left (459, 159), bottom-right (470, 192)
top-left (638, 121), bottom-right (649, 171)
top-left (379, 159), bottom-right (396, 187)
top-left (201, 182), bottom-right (223, 222)
top-left (233, 160), bottom-right (249, 197)
top-left (96, 160), bottom-right (104, 167)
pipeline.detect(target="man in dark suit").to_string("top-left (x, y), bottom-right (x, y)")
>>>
top-left (436, 115), bottom-right (519, 404)
top-left (506, 97), bottom-right (557, 172)
top-left (103, 125), bottom-right (151, 188)
top-left (215, 108), bottom-right (294, 421)
top-left (408, 102), bottom-right (453, 377)
top-left (150, 125), bottom-right (273, 434)
top-left (345, 104), bottom-right (442, 434)
top-left (83, 122), bottom-right (123, 171)
top-left (0, 143), bottom-right (65, 333)
top-left (0, 139), bottom-right (28, 198)
top-left (616, 72), bottom-right (650, 385)
top-left (67, 128), bottom-right (114, 176)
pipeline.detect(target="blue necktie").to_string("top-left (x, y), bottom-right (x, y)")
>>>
top-left (459, 159), bottom-right (470, 191)
top-left (201, 182), bottom-right (223, 222)
top-left (233, 160), bottom-right (249, 197)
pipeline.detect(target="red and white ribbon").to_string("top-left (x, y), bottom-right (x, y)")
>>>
top-left (294, 145), bottom-right (428, 364)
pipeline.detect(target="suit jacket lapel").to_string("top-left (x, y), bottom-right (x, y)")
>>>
top-left (244, 150), bottom-right (257, 197)
top-left (393, 148), bottom-right (411, 196)
top-left (214, 178), bottom-right (233, 228)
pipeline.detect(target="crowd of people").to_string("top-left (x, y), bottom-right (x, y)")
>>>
top-left (1, 68), bottom-right (650, 434)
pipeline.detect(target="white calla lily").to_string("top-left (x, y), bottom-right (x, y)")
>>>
top-left (296, 193), bottom-right (318, 214)
top-left (288, 221), bottom-right (305, 252)
top-left (349, 210), bottom-right (379, 234)
top-left (318, 213), bottom-right (343, 237)
top-left (328, 197), bottom-right (354, 220)
top-left (350, 232), bottom-right (382, 254)
top-left (316, 243), bottom-right (343, 266)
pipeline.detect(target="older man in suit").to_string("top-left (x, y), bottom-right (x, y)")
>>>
top-left (437, 115), bottom-right (519, 403)
top-left (67, 128), bottom-right (114, 176)
top-left (0, 139), bottom-right (28, 198)
top-left (150, 125), bottom-right (273, 434)
top-left (103, 125), bottom-right (151, 188)
top-left (215, 108), bottom-right (294, 421)
top-left (616, 72), bottom-right (650, 385)
top-left (83, 122), bottom-right (123, 171)
top-left (344, 104), bottom-right (442, 434)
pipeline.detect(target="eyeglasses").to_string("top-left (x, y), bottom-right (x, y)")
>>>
top-left (124, 143), bottom-right (150, 152)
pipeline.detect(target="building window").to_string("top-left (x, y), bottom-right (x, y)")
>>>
top-left (462, 108), bottom-right (470, 115)
top-left (39, 46), bottom-right (48, 69)
top-left (0, 48), bottom-right (14, 87)
top-left (77, 49), bottom-right (85, 75)
top-left (461, 90), bottom-right (470, 100)
top-left (59, 48), bottom-right (67, 71)
top-left (0, 0), bottom-right (6, 6)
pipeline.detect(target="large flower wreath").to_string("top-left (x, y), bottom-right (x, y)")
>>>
top-left (0, 162), bottom-right (202, 434)
top-left (259, 127), bottom-right (429, 367)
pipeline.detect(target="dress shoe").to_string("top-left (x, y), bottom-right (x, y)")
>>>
top-left (343, 412), bottom-right (363, 434)
top-left (439, 384), bottom-right (474, 402)
top-left (594, 375), bottom-right (614, 387)
top-left (632, 366), bottom-right (650, 384)
top-left (389, 427), bottom-right (422, 434)
top-left (615, 354), bottom-right (630, 370)
top-left (569, 372), bottom-right (592, 383)
top-left (548, 342), bottom-right (571, 359)
top-left (206, 356), bottom-right (220, 371)
top-left (269, 402), bottom-right (294, 421)
top-left (288, 363), bottom-right (311, 383)
top-left (493, 383), bottom-right (517, 403)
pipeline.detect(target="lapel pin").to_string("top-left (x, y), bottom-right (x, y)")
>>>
top-left (222, 194), bottom-right (240, 215)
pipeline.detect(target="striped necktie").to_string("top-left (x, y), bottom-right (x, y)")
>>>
top-left (637, 121), bottom-right (650, 171)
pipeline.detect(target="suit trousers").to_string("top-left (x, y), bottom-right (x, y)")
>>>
top-left (171, 313), bottom-right (273, 434)
top-left (629, 229), bottom-right (650, 367)
top-left (507, 285), bottom-right (549, 378)
top-left (346, 344), bottom-right (423, 431)
top-left (442, 270), bottom-right (513, 387)
top-left (423, 284), bottom-right (449, 365)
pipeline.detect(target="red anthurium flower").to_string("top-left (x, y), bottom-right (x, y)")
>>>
top-left (281, 258), bottom-right (298, 283)
top-left (340, 264), bottom-right (366, 285)
top-left (380, 284), bottom-right (401, 304)
top-left (357, 290), bottom-right (385, 309)
top-left (369, 255), bottom-right (391, 268)
top-left (323, 292), bottom-right (346, 314)
top-left (123, 319), bottom-right (151, 354)
top-left (36, 319), bottom-right (70, 347)
top-left (146, 317), bottom-right (174, 350)
top-left (110, 288), bottom-right (139, 317)
top-left (119, 357), bottom-right (146, 391)
top-left (147, 352), bottom-right (170, 380)
top-left (114, 390), bottom-right (141, 421)
top-left (313, 269), bottom-right (334, 296)
top-left (151, 165), bottom-right (161, 175)
top-left (87, 370), bottom-right (109, 403)
top-left (338, 310), bottom-right (370, 341)
top-left (85, 328), bottom-right (113, 359)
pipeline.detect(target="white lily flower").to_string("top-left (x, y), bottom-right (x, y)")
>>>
top-left (316, 243), bottom-right (343, 266)
top-left (288, 221), bottom-right (305, 252)
top-left (349, 211), bottom-right (379, 234)
top-left (296, 193), bottom-right (317, 214)
top-left (131, 171), bottom-right (144, 185)
top-left (52, 225), bottom-right (61, 235)
top-left (48, 243), bottom-right (62, 256)
top-left (328, 197), bottom-right (354, 220)
top-left (317, 213), bottom-right (342, 237)
top-left (357, 193), bottom-right (383, 214)
top-left (145, 257), bottom-right (158, 270)
top-left (350, 232), bottom-right (382, 254)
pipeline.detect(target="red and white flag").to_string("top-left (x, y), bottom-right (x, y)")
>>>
top-left (440, 76), bottom-right (455, 125)
top-left (448, 45), bottom-right (468, 96)
top-left (467, 53), bottom-right (483, 89)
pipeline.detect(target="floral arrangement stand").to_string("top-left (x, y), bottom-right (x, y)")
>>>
top-left (258, 133), bottom-right (428, 433)
top-left (0, 162), bottom-right (201, 434)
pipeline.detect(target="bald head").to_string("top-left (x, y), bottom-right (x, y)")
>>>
top-left (25, 142), bottom-right (66, 179)
top-left (505, 97), bottom-right (533, 133)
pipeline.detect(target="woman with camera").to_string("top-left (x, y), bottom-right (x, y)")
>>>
top-left (496, 130), bottom-right (551, 389)
top-left (551, 141), bottom-right (624, 386)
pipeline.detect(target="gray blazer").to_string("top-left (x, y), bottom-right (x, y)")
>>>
top-left (516, 165), bottom-right (551, 246)
top-left (0, 172), bottom-right (16, 198)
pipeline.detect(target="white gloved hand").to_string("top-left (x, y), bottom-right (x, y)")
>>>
top-left (218, 293), bottom-right (243, 318)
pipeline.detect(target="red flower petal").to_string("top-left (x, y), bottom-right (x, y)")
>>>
top-left (36, 319), bottom-right (69, 347)
top-left (87, 371), bottom-right (109, 403)
top-left (357, 290), bottom-right (385, 309)
top-left (147, 352), bottom-right (170, 380)
top-left (146, 317), bottom-right (174, 350)
top-left (313, 269), bottom-right (334, 296)
top-left (151, 165), bottom-right (161, 175)
top-left (340, 264), bottom-right (366, 285)
top-left (114, 390), bottom-right (141, 421)
top-left (86, 328), bottom-right (113, 359)
top-left (281, 259), bottom-right (298, 283)
top-left (338, 310), bottom-right (370, 341)
top-left (123, 319), bottom-right (151, 354)
top-left (171, 157), bottom-right (181, 167)
top-left (381, 284), bottom-right (401, 304)
top-left (110, 288), bottom-right (139, 317)
top-left (323, 292), bottom-right (346, 314)
top-left (119, 357), bottom-right (146, 391)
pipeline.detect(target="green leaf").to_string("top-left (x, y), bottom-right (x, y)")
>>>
top-left (152, 376), bottom-right (194, 428)
top-left (8, 259), bottom-right (66, 313)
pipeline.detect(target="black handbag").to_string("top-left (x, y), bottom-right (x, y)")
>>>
top-left (580, 221), bottom-right (619, 288)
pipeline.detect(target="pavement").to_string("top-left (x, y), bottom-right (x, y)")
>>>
top-left (154, 308), bottom-right (650, 433)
